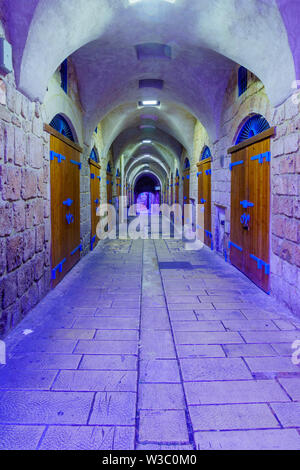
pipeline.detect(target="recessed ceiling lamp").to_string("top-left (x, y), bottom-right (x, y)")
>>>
top-left (140, 125), bottom-right (156, 130)
top-left (142, 140), bottom-right (152, 144)
top-left (139, 100), bottom-right (160, 107)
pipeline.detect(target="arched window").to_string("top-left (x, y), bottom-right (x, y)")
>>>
top-left (116, 169), bottom-right (120, 177)
top-left (60, 59), bottom-right (68, 94)
top-left (236, 114), bottom-right (270, 144)
top-left (50, 114), bottom-right (74, 142)
top-left (238, 66), bottom-right (247, 96)
top-left (176, 169), bottom-right (179, 177)
top-left (107, 162), bottom-right (112, 173)
top-left (201, 146), bottom-right (211, 161)
top-left (184, 158), bottom-right (190, 169)
top-left (90, 148), bottom-right (98, 163)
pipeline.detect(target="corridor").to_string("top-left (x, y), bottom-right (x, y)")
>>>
top-left (1, 237), bottom-right (300, 450)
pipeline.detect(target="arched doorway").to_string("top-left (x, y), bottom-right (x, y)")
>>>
top-left (197, 146), bottom-right (212, 249)
top-left (46, 114), bottom-right (82, 287)
top-left (134, 174), bottom-right (161, 213)
top-left (228, 114), bottom-right (274, 293)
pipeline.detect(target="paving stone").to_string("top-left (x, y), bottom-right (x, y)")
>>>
top-left (168, 310), bottom-right (198, 321)
top-left (94, 329), bottom-right (138, 341)
top-left (189, 404), bottom-right (280, 431)
top-left (176, 344), bottom-right (226, 358)
top-left (180, 358), bottom-right (252, 381)
top-left (271, 402), bottom-right (300, 427)
top-left (169, 303), bottom-right (214, 310)
top-left (195, 429), bottom-right (300, 450)
top-left (74, 317), bottom-right (139, 330)
top-left (13, 339), bottom-right (77, 354)
top-left (52, 370), bottom-right (137, 392)
top-left (89, 392), bottom-right (136, 425)
top-left (139, 383), bottom-right (185, 410)
top-left (278, 378), bottom-right (300, 401)
top-left (79, 354), bottom-right (137, 371)
top-left (0, 368), bottom-right (57, 390)
top-left (95, 308), bottom-right (140, 317)
top-left (195, 310), bottom-right (246, 320)
top-left (74, 340), bottom-right (138, 355)
top-left (139, 410), bottom-right (189, 443)
top-left (184, 380), bottom-right (289, 405)
top-left (241, 331), bottom-right (300, 344)
top-left (271, 343), bottom-right (297, 356)
top-left (140, 359), bottom-right (181, 383)
top-left (0, 391), bottom-right (94, 424)
top-left (223, 343), bottom-right (277, 357)
top-left (0, 425), bottom-right (45, 450)
top-left (41, 328), bottom-right (96, 340)
top-left (223, 320), bottom-right (279, 331)
top-left (245, 357), bottom-right (300, 374)
top-left (39, 425), bottom-right (135, 450)
top-left (241, 309), bottom-right (282, 320)
top-left (7, 352), bottom-right (81, 370)
top-left (172, 321), bottom-right (225, 332)
top-left (174, 331), bottom-right (244, 345)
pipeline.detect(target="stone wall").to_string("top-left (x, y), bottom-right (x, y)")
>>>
top-left (0, 74), bottom-right (51, 336)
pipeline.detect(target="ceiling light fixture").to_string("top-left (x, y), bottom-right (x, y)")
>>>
top-left (139, 100), bottom-right (160, 107)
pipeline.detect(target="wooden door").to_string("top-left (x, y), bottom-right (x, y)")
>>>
top-left (229, 149), bottom-right (247, 274)
top-left (245, 139), bottom-right (271, 293)
top-left (175, 176), bottom-right (179, 204)
top-left (49, 133), bottom-right (81, 287)
top-left (229, 134), bottom-right (272, 293)
top-left (90, 159), bottom-right (101, 251)
top-left (183, 168), bottom-right (190, 206)
top-left (197, 158), bottom-right (212, 248)
top-left (107, 171), bottom-right (113, 204)
top-left (116, 177), bottom-right (121, 198)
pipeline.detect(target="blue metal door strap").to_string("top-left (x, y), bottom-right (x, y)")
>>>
top-left (91, 173), bottom-right (95, 179)
top-left (240, 200), bottom-right (254, 209)
top-left (94, 199), bottom-right (99, 204)
top-left (229, 241), bottom-right (243, 252)
top-left (97, 176), bottom-right (101, 180)
top-left (251, 152), bottom-right (271, 164)
top-left (71, 244), bottom-right (83, 256)
top-left (52, 258), bottom-right (66, 280)
top-left (63, 198), bottom-right (73, 207)
top-left (229, 160), bottom-right (243, 171)
top-left (91, 235), bottom-right (96, 251)
top-left (50, 151), bottom-right (66, 163)
top-left (250, 254), bottom-right (270, 275)
top-left (205, 169), bottom-right (212, 175)
top-left (70, 160), bottom-right (82, 170)
top-left (200, 198), bottom-right (206, 204)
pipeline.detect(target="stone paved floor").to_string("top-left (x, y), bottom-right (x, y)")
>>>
top-left (1, 236), bottom-right (300, 450)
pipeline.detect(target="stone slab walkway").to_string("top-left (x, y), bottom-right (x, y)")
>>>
top-left (0, 237), bottom-right (300, 450)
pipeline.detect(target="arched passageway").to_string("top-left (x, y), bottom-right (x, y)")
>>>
top-left (0, 0), bottom-right (300, 451)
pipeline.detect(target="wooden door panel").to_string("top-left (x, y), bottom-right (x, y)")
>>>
top-left (50, 135), bottom-right (81, 288)
top-left (230, 149), bottom-right (247, 273)
top-left (197, 159), bottom-right (212, 248)
top-left (90, 161), bottom-right (101, 251)
top-left (246, 139), bottom-right (270, 293)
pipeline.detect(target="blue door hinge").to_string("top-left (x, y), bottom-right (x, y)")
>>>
top-left (70, 160), bottom-right (82, 170)
top-left (229, 160), bottom-right (244, 171)
top-left (205, 169), bottom-right (212, 175)
top-left (50, 151), bottom-right (66, 163)
top-left (229, 241), bottom-right (243, 252)
top-left (250, 254), bottom-right (270, 275)
top-left (71, 244), bottom-right (83, 256)
top-left (52, 258), bottom-right (67, 280)
top-left (251, 152), bottom-right (271, 164)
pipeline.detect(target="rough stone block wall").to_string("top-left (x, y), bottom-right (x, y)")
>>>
top-left (270, 97), bottom-right (300, 315)
top-left (0, 75), bottom-right (51, 337)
